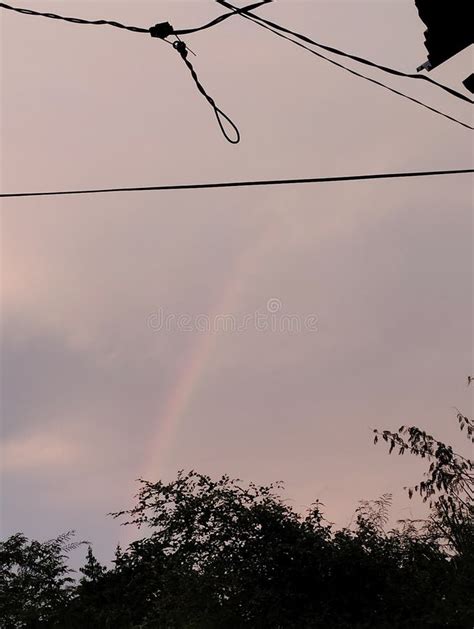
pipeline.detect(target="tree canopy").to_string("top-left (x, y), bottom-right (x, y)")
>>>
top-left (1, 403), bottom-right (472, 628)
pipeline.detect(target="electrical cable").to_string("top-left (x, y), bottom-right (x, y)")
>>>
top-left (216, 0), bottom-right (473, 105)
top-left (0, 2), bottom-right (149, 33)
top-left (172, 40), bottom-right (240, 143)
top-left (1, 168), bottom-right (472, 199)
top-left (2, 2), bottom-right (471, 133)
top-left (0, 1), bottom-right (254, 143)
top-left (0, 1), bottom-right (269, 36)
top-left (175, 0), bottom-right (271, 36)
top-left (215, 1), bottom-right (473, 131)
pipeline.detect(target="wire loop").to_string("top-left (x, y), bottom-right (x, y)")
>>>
top-left (2, 1), bottom-right (470, 135)
top-left (174, 41), bottom-right (240, 144)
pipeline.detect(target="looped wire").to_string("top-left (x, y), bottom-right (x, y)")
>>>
top-left (173, 40), bottom-right (240, 144)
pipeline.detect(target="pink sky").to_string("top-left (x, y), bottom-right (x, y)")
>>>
top-left (1, 1), bottom-right (472, 564)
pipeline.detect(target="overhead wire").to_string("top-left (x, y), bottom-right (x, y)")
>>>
top-left (2, 0), bottom-right (469, 107)
top-left (216, 0), bottom-right (473, 105)
top-left (174, 0), bottom-right (271, 36)
top-left (216, 1), bottom-right (473, 131)
top-left (0, 1), bottom-right (269, 36)
top-left (0, 2), bottom-right (150, 33)
top-left (1, 1), bottom-right (472, 134)
top-left (1, 168), bottom-right (472, 199)
top-left (0, 1), bottom-right (269, 143)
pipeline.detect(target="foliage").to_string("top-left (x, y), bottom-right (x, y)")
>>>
top-left (373, 397), bottom-right (474, 626)
top-left (2, 391), bottom-right (473, 627)
top-left (0, 531), bottom-right (83, 628)
top-left (373, 406), bottom-right (473, 544)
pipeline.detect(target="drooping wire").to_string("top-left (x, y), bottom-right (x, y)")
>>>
top-left (216, 0), bottom-right (473, 106)
top-left (216, 1), bottom-right (473, 131)
top-left (2, 1), bottom-right (470, 133)
top-left (1, 168), bottom-right (472, 199)
top-left (172, 40), bottom-right (240, 143)
top-left (0, 1), bottom-right (248, 143)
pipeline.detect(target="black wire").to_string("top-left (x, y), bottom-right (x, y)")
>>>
top-left (216, 1), bottom-right (473, 131)
top-left (0, 1), bottom-right (256, 142)
top-left (174, 0), bottom-right (271, 36)
top-left (9, 0), bottom-right (470, 123)
top-left (2, 2), bottom-right (471, 133)
top-left (0, 2), bottom-right (149, 32)
top-left (216, 0), bottom-right (473, 106)
top-left (0, 1), bottom-right (269, 37)
top-left (173, 41), bottom-right (240, 144)
top-left (1, 169), bottom-right (471, 199)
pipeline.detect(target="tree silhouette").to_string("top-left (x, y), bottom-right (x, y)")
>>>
top-left (1, 395), bottom-right (473, 627)
top-left (0, 531), bottom-right (83, 628)
top-left (373, 393), bottom-right (474, 625)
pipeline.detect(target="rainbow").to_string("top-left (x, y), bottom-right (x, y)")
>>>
top-left (139, 207), bottom-right (285, 485)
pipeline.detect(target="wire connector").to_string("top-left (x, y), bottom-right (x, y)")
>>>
top-left (173, 40), bottom-right (188, 58)
top-left (149, 22), bottom-right (174, 39)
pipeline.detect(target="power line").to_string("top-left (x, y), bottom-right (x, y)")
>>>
top-left (0, 1), bottom-right (258, 143)
top-left (3, 0), bottom-right (470, 111)
top-left (175, 0), bottom-right (271, 36)
top-left (0, 1), bottom-right (269, 36)
top-left (216, 0), bottom-right (473, 106)
top-left (1, 168), bottom-right (472, 199)
top-left (2, 2), bottom-right (471, 134)
top-left (216, 2), bottom-right (473, 131)
top-left (0, 2), bottom-right (149, 33)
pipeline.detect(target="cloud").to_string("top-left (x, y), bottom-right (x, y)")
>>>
top-left (1, 430), bottom-right (85, 471)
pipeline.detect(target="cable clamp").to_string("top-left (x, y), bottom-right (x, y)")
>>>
top-left (149, 22), bottom-right (174, 39)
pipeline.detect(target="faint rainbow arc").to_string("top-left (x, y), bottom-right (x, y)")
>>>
top-left (139, 212), bottom-right (284, 485)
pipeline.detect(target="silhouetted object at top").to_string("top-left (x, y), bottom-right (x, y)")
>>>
top-left (462, 74), bottom-right (474, 94)
top-left (415, 0), bottom-right (473, 92)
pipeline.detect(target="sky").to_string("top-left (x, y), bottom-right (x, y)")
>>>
top-left (0, 1), bottom-right (472, 565)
